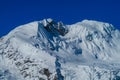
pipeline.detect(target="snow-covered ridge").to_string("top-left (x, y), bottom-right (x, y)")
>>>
top-left (0, 19), bottom-right (120, 80)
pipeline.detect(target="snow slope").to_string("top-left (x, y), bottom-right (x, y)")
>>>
top-left (0, 18), bottom-right (120, 80)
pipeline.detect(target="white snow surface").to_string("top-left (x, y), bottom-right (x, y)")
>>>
top-left (0, 19), bottom-right (120, 80)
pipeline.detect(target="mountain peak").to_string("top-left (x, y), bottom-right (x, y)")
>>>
top-left (41, 18), bottom-right (53, 26)
top-left (72, 19), bottom-right (116, 40)
top-left (38, 18), bottom-right (68, 37)
top-left (0, 19), bottom-right (120, 80)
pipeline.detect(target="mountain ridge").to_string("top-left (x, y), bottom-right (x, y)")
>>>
top-left (0, 19), bottom-right (120, 80)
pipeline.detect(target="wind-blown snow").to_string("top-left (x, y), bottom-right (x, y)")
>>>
top-left (0, 19), bottom-right (120, 80)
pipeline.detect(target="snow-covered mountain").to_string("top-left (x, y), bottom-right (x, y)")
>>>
top-left (0, 18), bottom-right (120, 80)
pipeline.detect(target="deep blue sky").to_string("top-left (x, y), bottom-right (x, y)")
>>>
top-left (0, 0), bottom-right (120, 37)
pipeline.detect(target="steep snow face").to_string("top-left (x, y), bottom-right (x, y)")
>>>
top-left (0, 19), bottom-right (120, 80)
top-left (0, 21), bottom-right (56, 80)
top-left (65, 20), bottom-right (120, 62)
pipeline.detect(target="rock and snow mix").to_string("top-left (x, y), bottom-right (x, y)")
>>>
top-left (0, 18), bottom-right (120, 80)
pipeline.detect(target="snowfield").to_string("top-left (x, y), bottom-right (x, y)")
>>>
top-left (0, 18), bottom-right (120, 80)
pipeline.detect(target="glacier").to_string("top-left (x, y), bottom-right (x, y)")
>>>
top-left (0, 18), bottom-right (120, 80)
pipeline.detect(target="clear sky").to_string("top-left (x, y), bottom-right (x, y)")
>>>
top-left (0, 0), bottom-right (120, 37)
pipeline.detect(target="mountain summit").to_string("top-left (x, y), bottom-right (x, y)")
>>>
top-left (0, 19), bottom-right (120, 80)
